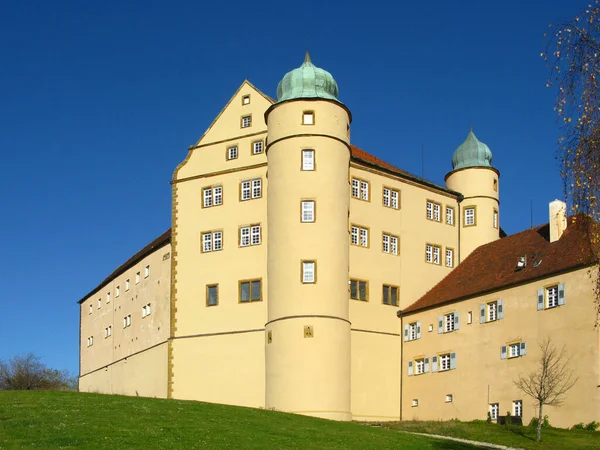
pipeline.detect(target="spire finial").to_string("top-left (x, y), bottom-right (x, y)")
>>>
top-left (304, 50), bottom-right (311, 64)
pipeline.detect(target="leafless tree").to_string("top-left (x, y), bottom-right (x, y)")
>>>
top-left (514, 339), bottom-right (577, 441)
top-left (0, 353), bottom-right (76, 391)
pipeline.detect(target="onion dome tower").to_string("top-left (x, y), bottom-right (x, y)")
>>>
top-left (446, 129), bottom-right (500, 261)
top-left (264, 53), bottom-right (352, 421)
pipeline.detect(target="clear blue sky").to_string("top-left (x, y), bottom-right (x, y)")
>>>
top-left (0, 0), bottom-right (577, 375)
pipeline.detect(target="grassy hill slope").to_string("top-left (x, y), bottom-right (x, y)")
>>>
top-left (0, 391), bottom-right (476, 449)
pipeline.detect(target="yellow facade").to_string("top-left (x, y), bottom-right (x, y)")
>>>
top-left (78, 59), bottom-right (599, 427)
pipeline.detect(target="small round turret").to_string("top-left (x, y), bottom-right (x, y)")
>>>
top-left (276, 51), bottom-right (340, 102)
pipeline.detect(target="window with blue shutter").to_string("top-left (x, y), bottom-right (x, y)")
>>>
top-left (558, 283), bottom-right (566, 305)
top-left (416, 322), bottom-right (421, 339)
top-left (480, 304), bottom-right (485, 323)
top-left (500, 345), bottom-right (507, 359)
top-left (537, 288), bottom-right (544, 310)
top-left (408, 360), bottom-right (414, 376)
top-left (403, 325), bottom-right (409, 342)
top-left (454, 312), bottom-right (460, 330)
top-left (432, 356), bottom-right (438, 372)
top-left (438, 316), bottom-right (443, 334)
top-left (498, 299), bottom-right (504, 319)
top-left (450, 352), bottom-right (456, 370)
top-left (424, 357), bottom-right (430, 373)
top-left (520, 342), bottom-right (527, 356)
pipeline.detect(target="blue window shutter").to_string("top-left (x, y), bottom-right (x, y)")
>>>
top-left (498, 299), bottom-right (504, 319)
top-left (403, 325), bottom-right (409, 342)
top-left (424, 357), bottom-right (430, 373)
top-left (432, 356), bottom-right (438, 372)
top-left (558, 283), bottom-right (566, 305)
top-left (438, 316), bottom-right (443, 334)
top-left (450, 352), bottom-right (456, 369)
top-left (537, 289), bottom-right (544, 310)
top-left (408, 360), bottom-right (414, 376)
top-left (454, 312), bottom-right (460, 330)
top-left (520, 342), bottom-right (527, 356)
top-left (480, 304), bottom-right (485, 323)
top-left (501, 345), bottom-right (507, 359)
top-left (416, 322), bottom-right (421, 339)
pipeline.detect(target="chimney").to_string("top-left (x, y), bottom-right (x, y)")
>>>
top-left (549, 200), bottom-right (567, 243)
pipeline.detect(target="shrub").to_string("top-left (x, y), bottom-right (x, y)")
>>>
top-left (585, 421), bottom-right (599, 431)
top-left (571, 423), bottom-right (585, 430)
top-left (486, 412), bottom-right (492, 424)
top-left (529, 415), bottom-right (551, 429)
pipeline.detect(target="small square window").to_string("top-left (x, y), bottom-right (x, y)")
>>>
top-left (252, 141), bottom-right (264, 155)
top-left (242, 95), bottom-right (250, 105)
top-left (446, 394), bottom-right (453, 403)
top-left (412, 399), bottom-right (419, 407)
top-left (302, 111), bottom-right (314, 125)
top-left (241, 115), bottom-right (251, 128)
top-left (227, 146), bottom-right (238, 160)
top-left (207, 284), bottom-right (218, 306)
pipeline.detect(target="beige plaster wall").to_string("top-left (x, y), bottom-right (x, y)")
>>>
top-left (401, 268), bottom-right (599, 428)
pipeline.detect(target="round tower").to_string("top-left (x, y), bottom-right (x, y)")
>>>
top-left (445, 129), bottom-right (500, 261)
top-left (264, 53), bottom-right (352, 421)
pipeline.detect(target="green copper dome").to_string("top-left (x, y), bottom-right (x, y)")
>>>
top-left (452, 129), bottom-right (493, 170)
top-left (276, 52), bottom-right (339, 103)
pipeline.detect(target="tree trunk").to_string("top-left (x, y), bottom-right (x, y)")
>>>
top-left (537, 404), bottom-right (543, 442)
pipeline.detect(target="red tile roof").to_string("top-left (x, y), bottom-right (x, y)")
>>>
top-left (77, 229), bottom-right (171, 304)
top-left (403, 216), bottom-right (598, 314)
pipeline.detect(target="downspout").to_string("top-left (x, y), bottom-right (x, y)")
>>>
top-left (397, 309), bottom-right (403, 421)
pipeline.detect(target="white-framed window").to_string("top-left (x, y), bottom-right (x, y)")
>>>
top-left (203, 186), bottom-right (223, 207)
top-left (444, 313), bottom-right (455, 332)
top-left (106, 292), bottom-right (111, 303)
top-left (547, 285), bottom-right (558, 308)
top-left (446, 206), bottom-right (454, 225)
top-left (509, 343), bottom-right (521, 358)
top-left (227, 146), bottom-right (238, 160)
top-left (445, 248), bottom-right (454, 267)
top-left (468, 311), bottom-right (473, 324)
top-left (351, 225), bottom-right (369, 247)
top-left (351, 178), bottom-right (369, 201)
top-left (383, 187), bottom-right (399, 209)
top-left (426, 201), bottom-right (441, 222)
top-left (426, 244), bottom-right (441, 264)
top-left (383, 285), bottom-right (399, 306)
top-left (405, 322), bottom-right (420, 341)
top-left (87, 336), bottom-right (94, 347)
top-left (538, 284), bottom-right (565, 310)
top-left (240, 178), bottom-right (262, 201)
top-left (136, 272), bottom-right (140, 284)
top-left (202, 230), bottom-right (223, 252)
top-left (242, 95), bottom-right (250, 105)
top-left (142, 303), bottom-right (151, 318)
top-left (445, 394), bottom-right (453, 403)
top-left (241, 115), bottom-right (251, 128)
top-left (302, 149), bottom-right (315, 170)
top-left (415, 358), bottom-right (425, 375)
top-left (489, 403), bottom-right (499, 420)
top-left (481, 299), bottom-right (504, 323)
top-left (439, 353), bottom-right (451, 371)
top-left (382, 233), bottom-right (399, 255)
top-left (501, 342), bottom-right (526, 359)
top-left (104, 326), bottom-right (112, 338)
top-left (412, 399), bottom-right (419, 407)
top-left (301, 200), bottom-right (315, 223)
top-left (97, 298), bottom-right (101, 309)
top-left (240, 225), bottom-right (261, 247)
top-left (126, 279), bottom-right (130, 291)
top-left (513, 400), bottom-right (522, 417)
top-left (145, 265), bottom-right (150, 278)
top-left (349, 279), bottom-right (368, 301)
top-left (116, 286), bottom-right (120, 297)
top-left (302, 111), bottom-right (314, 125)
top-left (488, 301), bottom-right (497, 321)
top-left (464, 207), bottom-right (476, 226)
top-left (302, 261), bottom-right (316, 283)
top-left (252, 141), bottom-right (263, 155)
top-left (123, 315), bottom-right (131, 328)
top-left (493, 209), bottom-right (499, 229)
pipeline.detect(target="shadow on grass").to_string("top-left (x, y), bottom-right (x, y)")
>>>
top-left (507, 425), bottom-right (536, 442)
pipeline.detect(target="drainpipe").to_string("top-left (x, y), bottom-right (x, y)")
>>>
top-left (397, 309), bottom-right (403, 421)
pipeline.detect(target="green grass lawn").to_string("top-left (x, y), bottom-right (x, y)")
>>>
top-left (381, 420), bottom-right (600, 450)
top-left (0, 391), bottom-right (479, 449)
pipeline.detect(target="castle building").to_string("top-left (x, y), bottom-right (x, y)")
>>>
top-left (79, 54), bottom-right (599, 427)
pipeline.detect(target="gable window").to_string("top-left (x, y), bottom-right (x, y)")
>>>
top-left (202, 230), bottom-right (223, 252)
top-left (382, 233), bottom-right (399, 255)
top-left (439, 312), bottom-right (459, 333)
top-left (404, 321), bottom-right (421, 341)
top-left (242, 95), bottom-right (250, 105)
top-left (227, 146), bottom-right (238, 160)
top-left (445, 248), bottom-right (454, 267)
top-left (426, 244), bottom-right (441, 264)
top-left (302, 111), bottom-right (314, 125)
top-left (240, 178), bottom-right (262, 201)
top-left (350, 279), bottom-right (368, 301)
top-left (239, 279), bottom-right (262, 302)
top-left (252, 141), bottom-right (263, 155)
top-left (203, 186), bottom-right (223, 207)
top-left (493, 209), bottom-right (499, 229)
top-left (538, 284), bottom-right (565, 310)
top-left (383, 187), bottom-right (400, 209)
top-left (351, 225), bottom-right (369, 247)
top-left (302, 149), bottom-right (315, 171)
top-left (206, 284), bottom-right (218, 306)
top-left (239, 224), bottom-right (261, 247)
top-left (383, 284), bottom-right (399, 306)
top-left (513, 400), bottom-right (522, 417)
top-left (301, 200), bottom-right (315, 223)
top-left (464, 206), bottom-right (476, 226)
top-left (489, 403), bottom-right (499, 420)
top-left (426, 201), bottom-right (441, 222)
top-left (351, 178), bottom-right (369, 201)
top-left (302, 261), bottom-right (316, 283)
top-left (241, 115), bottom-right (251, 128)
top-left (501, 342), bottom-right (526, 359)
top-left (446, 206), bottom-right (455, 225)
